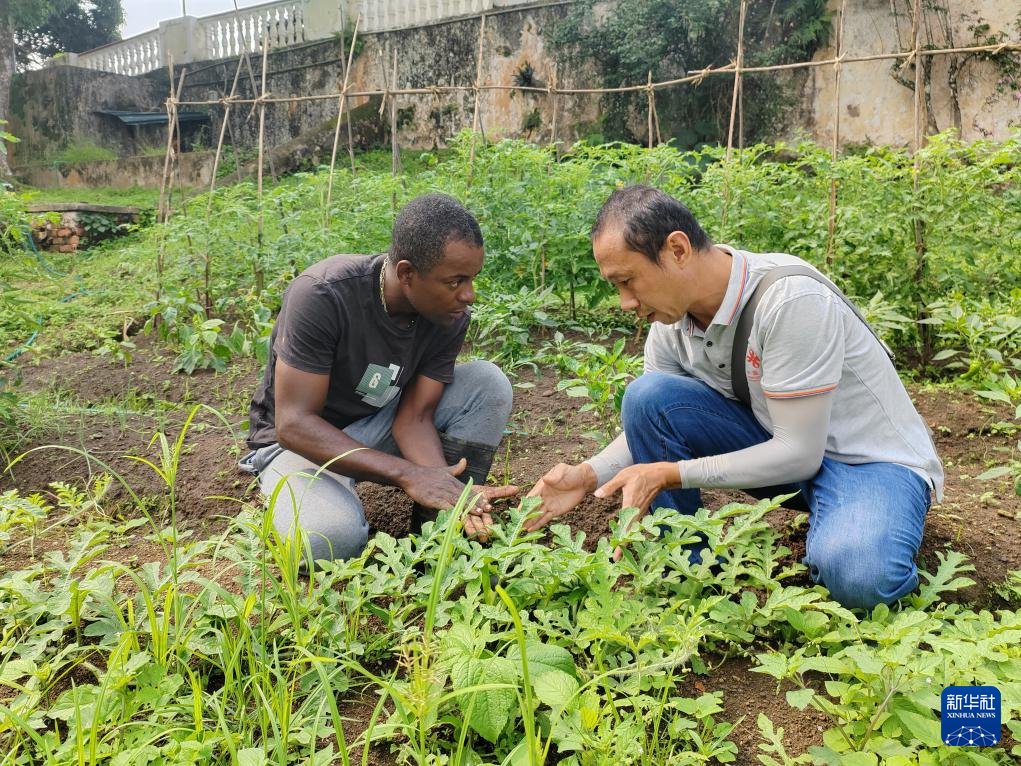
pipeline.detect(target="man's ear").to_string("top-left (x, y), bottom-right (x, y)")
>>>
top-left (663, 230), bottom-right (694, 267)
top-left (395, 260), bottom-right (417, 284)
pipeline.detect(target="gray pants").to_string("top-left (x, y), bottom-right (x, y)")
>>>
top-left (241, 360), bottom-right (513, 563)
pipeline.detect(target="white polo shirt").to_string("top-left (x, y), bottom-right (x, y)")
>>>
top-left (595, 246), bottom-right (944, 499)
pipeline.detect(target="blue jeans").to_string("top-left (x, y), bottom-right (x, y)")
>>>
top-left (621, 372), bottom-right (932, 610)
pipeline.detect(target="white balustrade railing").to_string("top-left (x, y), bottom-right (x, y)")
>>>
top-left (201, 0), bottom-right (306, 59)
top-left (68, 0), bottom-right (540, 75)
top-left (359, 1), bottom-right (497, 32)
top-left (78, 28), bottom-right (162, 76)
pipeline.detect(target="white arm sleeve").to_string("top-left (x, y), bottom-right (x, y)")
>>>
top-left (583, 431), bottom-right (633, 487)
top-left (680, 391), bottom-right (833, 489)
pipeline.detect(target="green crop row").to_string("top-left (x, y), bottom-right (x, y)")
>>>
top-left (0, 412), bottom-right (1018, 763)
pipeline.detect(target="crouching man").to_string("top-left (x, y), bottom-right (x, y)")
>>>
top-left (242, 193), bottom-right (517, 565)
top-left (527, 185), bottom-right (942, 610)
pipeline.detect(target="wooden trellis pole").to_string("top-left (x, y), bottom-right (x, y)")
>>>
top-left (201, 53), bottom-right (248, 314)
top-left (826, 0), bottom-right (848, 267)
top-left (207, 55), bottom-right (245, 203)
top-left (468, 13), bottom-right (487, 184)
top-left (338, 10), bottom-right (357, 174)
top-left (377, 45), bottom-right (401, 210)
top-left (158, 62), bottom-right (186, 225)
top-left (647, 71), bottom-right (655, 149)
top-left (721, 0), bottom-right (748, 229)
top-left (549, 61), bottom-right (559, 154)
top-left (326, 14), bottom-right (360, 226)
top-left (910, 0), bottom-right (932, 363)
top-left (390, 50), bottom-right (401, 181)
top-left (726, 0), bottom-right (748, 160)
top-left (254, 34), bottom-right (270, 296)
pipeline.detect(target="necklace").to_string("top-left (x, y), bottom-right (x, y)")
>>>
top-left (379, 260), bottom-right (415, 327)
top-left (379, 261), bottom-right (388, 313)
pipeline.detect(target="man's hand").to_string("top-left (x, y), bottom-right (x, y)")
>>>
top-left (523, 462), bottom-right (598, 532)
top-left (403, 460), bottom-right (519, 541)
top-left (594, 462), bottom-right (680, 561)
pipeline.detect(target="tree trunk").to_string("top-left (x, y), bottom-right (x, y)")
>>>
top-left (0, 8), bottom-right (15, 177)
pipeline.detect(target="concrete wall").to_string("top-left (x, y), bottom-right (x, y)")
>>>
top-left (16, 152), bottom-right (216, 190)
top-left (798, 0), bottom-right (1021, 146)
top-left (9, 67), bottom-right (166, 165)
top-left (160, 2), bottom-right (594, 155)
top-left (9, 0), bottom-right (1020, 181)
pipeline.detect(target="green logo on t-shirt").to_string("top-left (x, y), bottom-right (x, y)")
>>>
top-left (356, 363), bottom-right (402, 406)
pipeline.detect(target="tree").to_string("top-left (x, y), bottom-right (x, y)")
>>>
top-left (551, 0), bottom-right (830, 147)
top-left (17, 0), bottom-right (122, 70)
top-left (0, 1), bottom-right (122, 176)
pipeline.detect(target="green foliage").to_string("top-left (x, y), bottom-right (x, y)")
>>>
top-left (551, 0), bottom-right (830, 146)
top-left (49, 141), bottom-right (118, 166)
top-left (752, 551), bottom-right (1020, 765)
top-left (0, 119), bottom-right (19, 159)
top-left (924, 292), bottom-right (1021, 403)
top-left (2, 454), bottom-right (1017, 764)
top-left (553, 334), bottom-right (643, 442)
top-left (14, 0), bottom-right (122, 69)
top-left (3, 131), bottom-right (1020, 408)
top-left (76, 211), bottom-right (129, 245)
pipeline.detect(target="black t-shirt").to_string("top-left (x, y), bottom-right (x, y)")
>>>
top-left (247, 253), bottom-right (469, 449)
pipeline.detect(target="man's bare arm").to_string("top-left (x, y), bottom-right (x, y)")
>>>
top-left (273, 359), bottom-right (474, 509)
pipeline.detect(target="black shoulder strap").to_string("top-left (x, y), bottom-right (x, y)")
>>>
top-left (730, 265), bottom-right (895, 407)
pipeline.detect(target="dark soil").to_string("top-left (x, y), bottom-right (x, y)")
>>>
top-left (3, 335), bottom-right (1019, 763)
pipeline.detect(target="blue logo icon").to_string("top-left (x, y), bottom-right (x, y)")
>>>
top-left (941, 686), bottom-right (1001, 746)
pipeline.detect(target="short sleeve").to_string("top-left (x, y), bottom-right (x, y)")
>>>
top-left (273, 275), bottom-right (342, 374)
top-left (416, 315), bottom-right (469, 383)
top-left (757, 285), bottom-right (844, 399)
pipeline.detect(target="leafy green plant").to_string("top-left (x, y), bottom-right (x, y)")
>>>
top-left (77, 211), bottom-right (129, 246)
top-left (925, 291), bottom-right (1021, 403)
top-left (50, 141), bottom-right (118, 166)
top-left (555, 336), bottom-right (643, 442)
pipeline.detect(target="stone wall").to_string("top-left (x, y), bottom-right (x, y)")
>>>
top-left (9, 67), bottom-right (166, 165)
top-left (798, 0), bottom-right (1021, 146)
top-left (9, 0), bottom-right (1020, 178)
top-left (160, 2), bottom-right (595, 155)
top-left (16, 152), bottom-right (217, 190)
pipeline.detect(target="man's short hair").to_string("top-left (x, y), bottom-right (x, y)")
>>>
top-left (591, 185), bottom-right (710, 263)
top-left (388, 193), bottom-right (483, 273)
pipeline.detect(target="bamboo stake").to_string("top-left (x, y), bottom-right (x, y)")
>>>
top-left (200, 55), bottom-right (246, 315)
top-left (208, 55), bottom-right (246, 202)
top-left (255, 34), bottom-right (269, 296)
top-left (390, 49), bottom-right (401, 184)
top-left (338, 16), bottom-right (357, 175)
top-left (910, 0), bottom-right (931, 363)
top-left (157, 60), bottom-right (185, 225)
top-left (645, 71), bottom-right (653, 150)
top-left (826, 0), bottom-right (847, 267)
top-left (155, 57), bottom-right (182, 318)
top-left (549, 61), bottom-right (559, 154)
top-left (468, 14), bottom-right (487, 183)
top-left (233, 1), bottom-right (276, 181)
top-left (326, 14), bottom-right (360, 227)
top-left (726, 0), bottom-right (748, 160)
top-left (721, 1), bottom-right (748, 230)
top-left (377, 45), bottom-right (401, 210)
